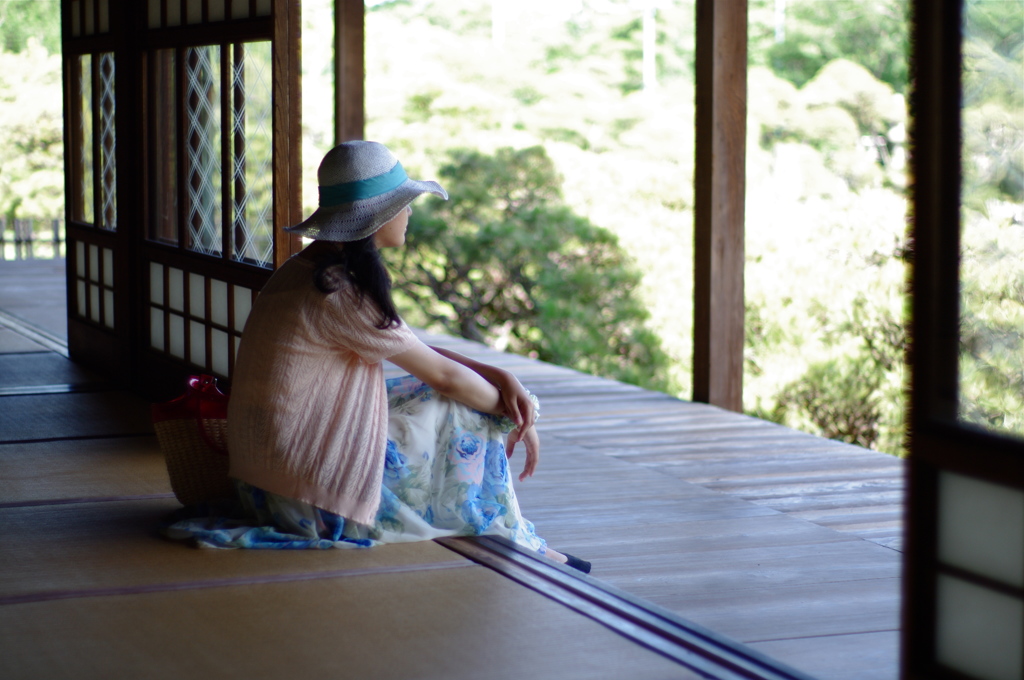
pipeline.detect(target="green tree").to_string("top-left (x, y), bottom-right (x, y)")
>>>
top-left (958, 206), bottom-right (1024, 436)
top-left (386, 145), bottom-right (673, 393)
top-left (751, 292), bottom-right (907, 454)
top-left (0, 0), bottom-right (61, 55)
top-left (0, 38), bottom-right (63, 224)
top-left (749, 0), bottom-right (909, 93)
top-left (773, 354), bottom-right (885, 449)
top-left (957, 0), bottom-right (1024, 437)
top-left (961, 1), bottom-right (1024, 206)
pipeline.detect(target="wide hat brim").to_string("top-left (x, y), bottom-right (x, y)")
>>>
top-left (285, 179), bottom-right (447, 242)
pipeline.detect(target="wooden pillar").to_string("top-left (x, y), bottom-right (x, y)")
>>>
top-left (273, 0), bottom-right (304, 264)
top-left (334, 0), bottom-right (365, 144)
top-left (692, 0), bottom-right (747, 412)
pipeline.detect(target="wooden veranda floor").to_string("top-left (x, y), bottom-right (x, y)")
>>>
top-left (0, 259), bottom-right (904, 680)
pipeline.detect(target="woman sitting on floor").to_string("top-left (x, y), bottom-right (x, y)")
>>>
top-left (162, 141), bottom-right (590, 574)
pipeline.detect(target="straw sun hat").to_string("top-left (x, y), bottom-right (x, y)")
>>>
top-left (285, 140), bottom-right (448, 242)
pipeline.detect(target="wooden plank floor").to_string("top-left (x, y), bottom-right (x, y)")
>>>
top-left (410, 335), bottom-right (904, 680)
top-left (0, 260), bottom-right (904, 680)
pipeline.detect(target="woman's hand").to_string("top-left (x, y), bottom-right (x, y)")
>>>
top-left (409, 345), bottom-right (541, 480)
top-left (425, 345), bottom-right (537, 429)
top-left (507, 424), bottom-right (540, 481)
top-left (496, 373), bottom-right (537, 436)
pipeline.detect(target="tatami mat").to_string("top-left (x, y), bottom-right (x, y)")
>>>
top-left (0, 566), bottom-right (700, 680)
top-left (0, 352), bottom-right (103, 389)
top-left (0, 391), bottom-right (153, 442)
top-left (0, 499), bottom-right (473, 604)
top-left (0, 436), bottom-right (169, 505)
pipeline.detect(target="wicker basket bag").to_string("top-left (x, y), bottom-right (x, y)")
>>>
top-left (152, 375), bottom-right (233, 505)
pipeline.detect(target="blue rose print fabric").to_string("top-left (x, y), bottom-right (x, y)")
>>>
top-left (161, 375), bottom-right (548, 555)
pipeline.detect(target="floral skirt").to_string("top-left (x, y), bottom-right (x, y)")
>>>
top-left (161, 375), bottom-right (547, 555)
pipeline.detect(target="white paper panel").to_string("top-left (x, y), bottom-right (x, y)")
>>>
top-left (210, 279), bottom-right (229, 327)
top-left (89, 244), bottom-right (99, 283)
top-left (102, 248), bottom-right (113, 287)
top-left (256, 0), bottom-right (271, 17)
top-left (76, 241), bottom-right (85, 278)
top-left (148, 0), bottom-right (161, 28)
top-left (76, 280), bottom-right (86, 318)
top-left (937, 574), bottom-right (1023, 680)
top-left (98, 0), bottom-right (109, 32)
top-left (103, 289), bottom-right (114, 328)
top-left (186, 0), bottom-right (202, 24)
top-left (939, 471), bottom-right (1024, 588)
top-left (189, 272), bottom-right (206, 319)
top-left (208, 0), bottom-right (225, 21)
top-left (84, 0), bottom-right (95, 34)
top-left (72, 0), bottom-right (81, 36)
top-left (149, 263), bottom-right (164, 305)
top-left (168, 268), bottom-right (184, 312)
top-left (150, 308), bottom-right (165, 351)
top-left (233, 286), bottom-right (252, 332)
top-left (169, 314), bottom-right (185, 359)
top-left (89, 284), bottom-right (100, 323)
top-left (167, 0), bottom-right (181, 26)
top-left (211, 329), bottom-right (229, 376)
top-left (231, 0), bottom-right (249, 19)
top-left (189, 320), bottom-right (206, 367)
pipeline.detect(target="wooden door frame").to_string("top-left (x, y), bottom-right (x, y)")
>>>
top-left (903, 1), bottom-right (1024, 678)
top-left (61, 0), bottom-right (304, 400)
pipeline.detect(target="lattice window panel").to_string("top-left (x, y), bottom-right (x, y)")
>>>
top-left (231, 41), bottom-right (274, 267)
top-left (72, 241), bottom-right (115, 330)
top-left (148, 41), bottom-right (274, 269)
top-left (185, 46), bottom-right (223, 257)
top-left (76, 54), bottom-right (94, 225)
top-left (98, 53), bottom-right (117, 231)
top-left (71, 52), bottom-right (116, 231)
top-left (147, 261), bottom-right (254, 377)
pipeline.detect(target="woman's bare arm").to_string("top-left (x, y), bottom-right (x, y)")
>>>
top-left (388, 340), bottom-right (540, 479)
top-left (428, 345), bottom-right (537, 434)
top-left (388, 340), bottom-right (505, 415)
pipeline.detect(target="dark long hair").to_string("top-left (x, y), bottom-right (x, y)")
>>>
top-left (313, 237), bottom-right (401, 330)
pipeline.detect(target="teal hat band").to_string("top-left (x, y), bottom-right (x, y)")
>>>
top-left (319, 162), bottom-right (409, 206)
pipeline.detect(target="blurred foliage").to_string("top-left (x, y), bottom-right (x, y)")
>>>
top-left (748, 0), bottom-right (908, 93)
top-left (0, 0), bottom-right (60, 55)
top-left (959, 201), bottom-right (1024, 436)
top-left (773, 295), bottom-right (906, 452)
top-left (0, 37), bottom-right (63, 224)
top-left (961, 1), bottom-right (1024, 207)
top-left (386, 146), bottom-right (674, 393)
top-left (773, 354), bottom-right (885, 450)
top-left (749, 61), bottom-right (906, 193)
top-left (957, 1), bottom-right (1024, 439)
top-left (358, 0), bottom-right (932, 456)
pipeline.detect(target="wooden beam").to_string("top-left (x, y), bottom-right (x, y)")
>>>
top-left (334, 0), bottom-right (365, 144)
top-left (692, 0), bottom-right (747, 412)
